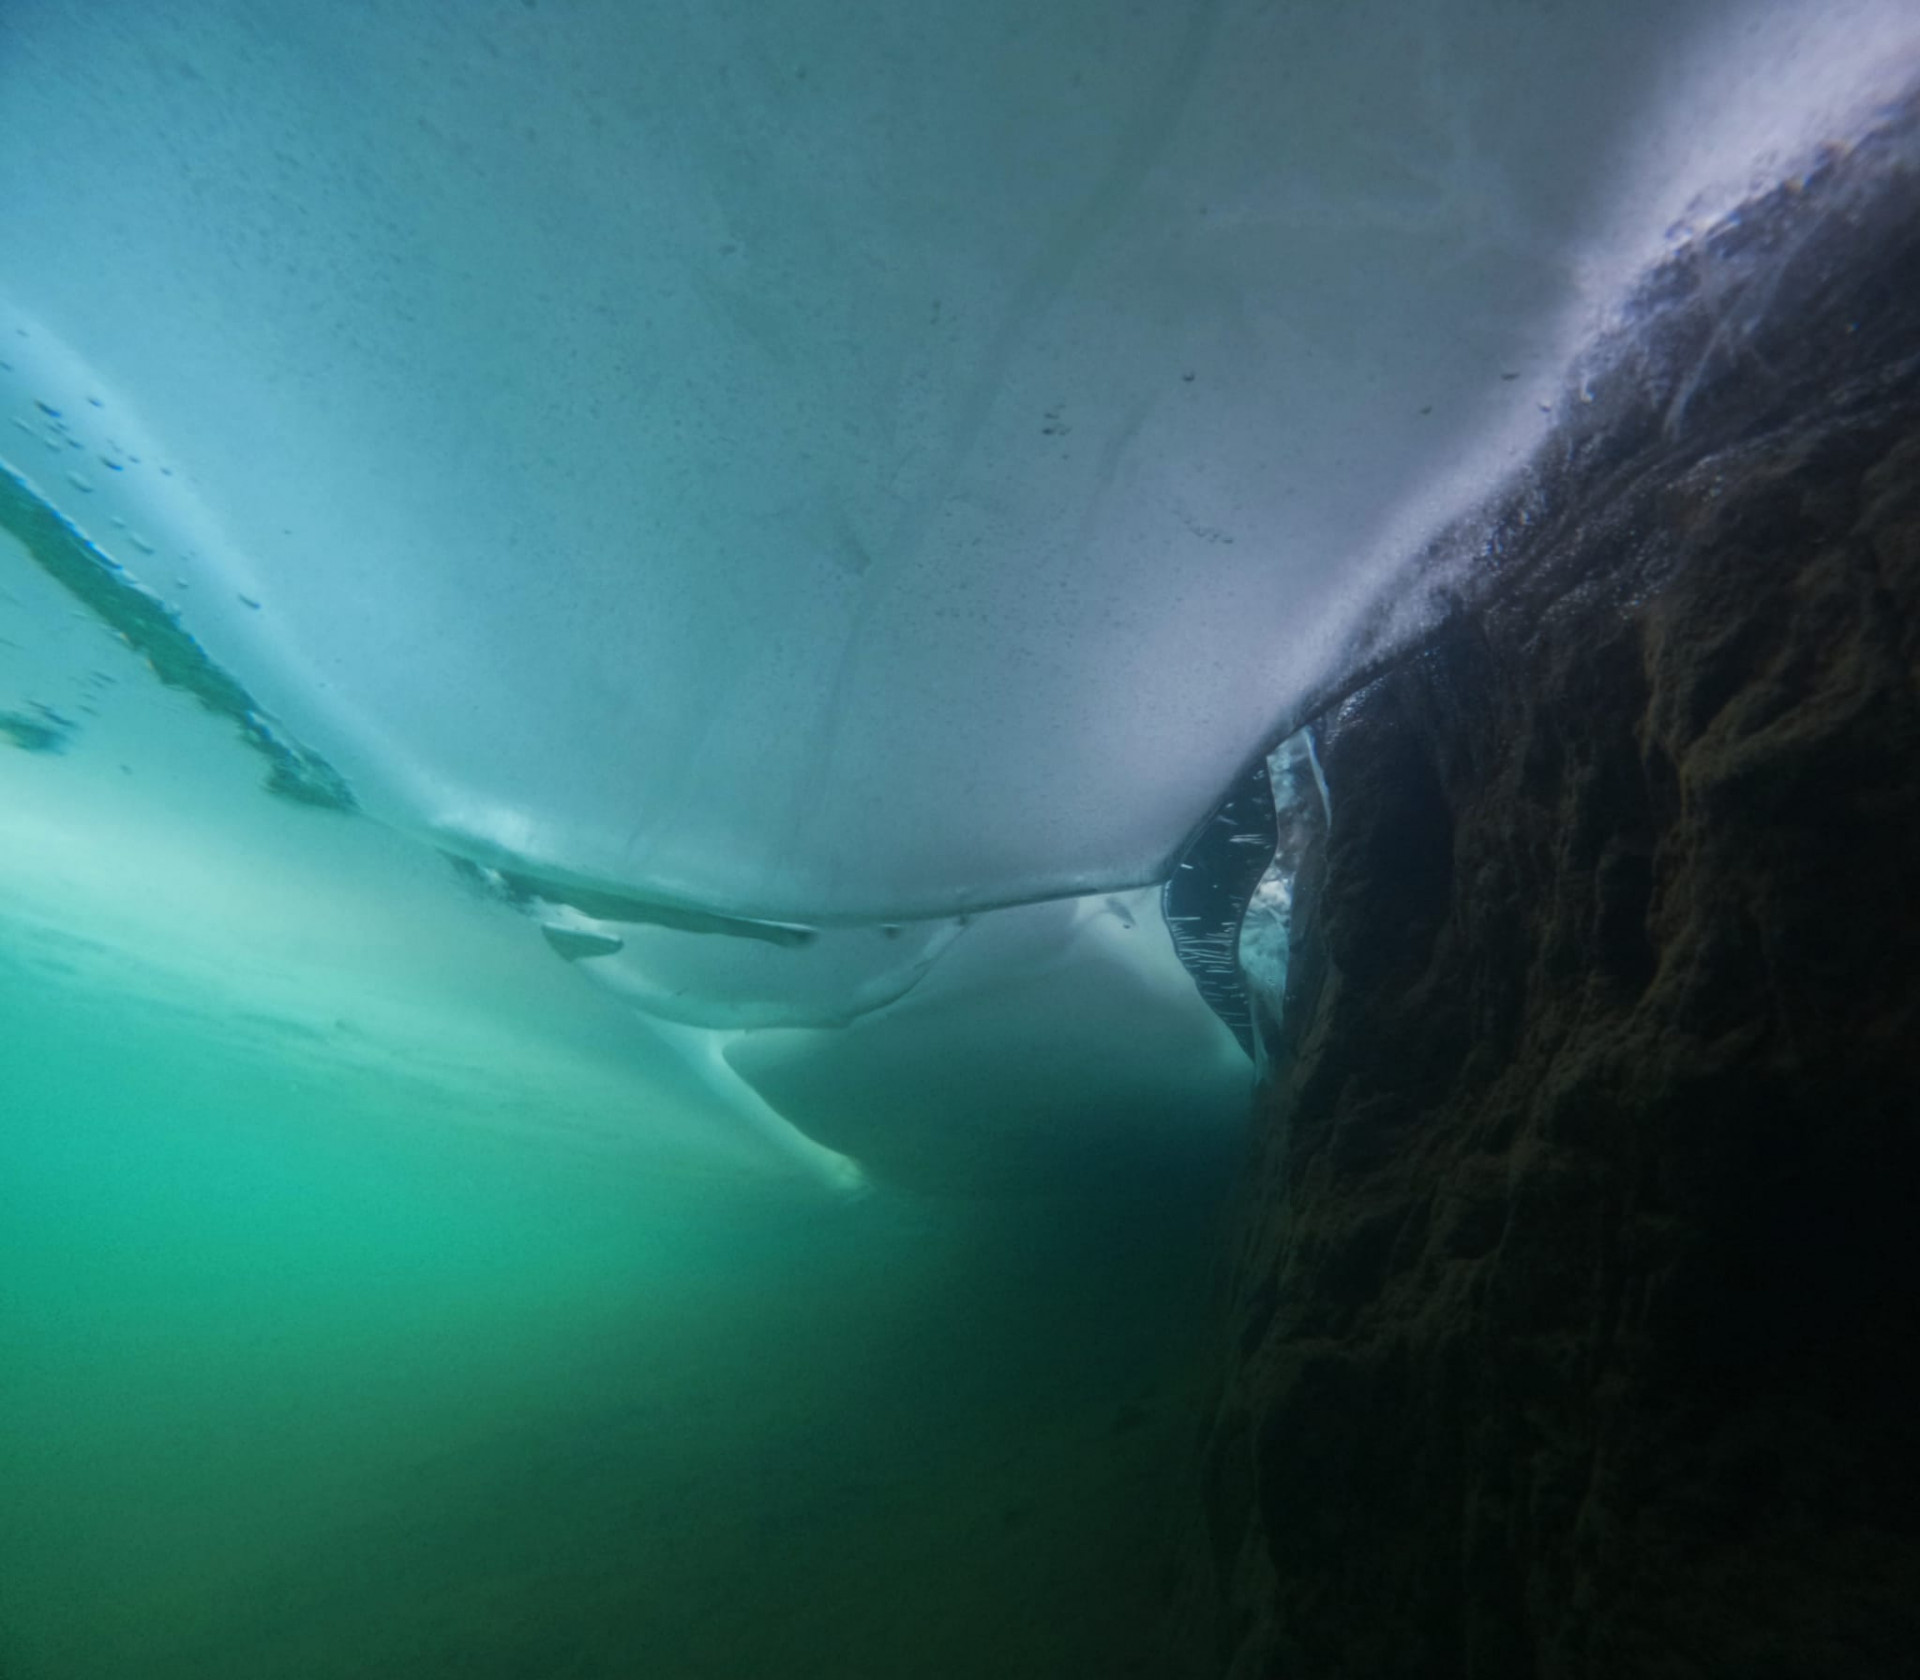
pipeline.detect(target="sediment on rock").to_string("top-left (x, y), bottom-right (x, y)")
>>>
top-left (1168, 103), bottom-right (1920, 1680)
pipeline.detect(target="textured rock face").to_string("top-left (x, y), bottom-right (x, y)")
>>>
top-left (1174, 117), bottom-right (1920, 1678)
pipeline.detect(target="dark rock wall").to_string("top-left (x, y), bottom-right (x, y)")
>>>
top-left (1173, 113), bottom-right (1920, 1680)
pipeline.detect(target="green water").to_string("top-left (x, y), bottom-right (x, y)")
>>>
top-left (0, 917), bottom-right (1228, 1678)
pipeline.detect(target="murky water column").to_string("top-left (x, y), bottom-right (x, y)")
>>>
top-left (0, 866), bottom-right (1231, 1680)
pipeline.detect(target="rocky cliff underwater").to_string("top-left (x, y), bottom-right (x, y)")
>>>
top-left (1172, 97), bottom-right (1920, 1680)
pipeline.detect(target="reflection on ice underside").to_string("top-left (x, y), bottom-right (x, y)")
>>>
top-left (1, 0), bottom-right (1914, 1186)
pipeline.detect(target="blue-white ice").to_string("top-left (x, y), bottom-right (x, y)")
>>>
top-left (1, 0), bottom-right (1914, 1186)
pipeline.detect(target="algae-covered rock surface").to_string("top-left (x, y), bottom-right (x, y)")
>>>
top-left (1174, 106), bottom-right (1920, 1680)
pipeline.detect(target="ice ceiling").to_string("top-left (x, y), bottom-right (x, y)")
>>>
top-left (2, 0), bottom-right (1913, 1188)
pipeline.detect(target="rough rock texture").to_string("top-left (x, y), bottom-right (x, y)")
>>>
top-left (1172, 111), bottom-right (1920, 1679)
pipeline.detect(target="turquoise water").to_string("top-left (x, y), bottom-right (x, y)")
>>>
top-left (0, 906), bottom-right (1228, 1677)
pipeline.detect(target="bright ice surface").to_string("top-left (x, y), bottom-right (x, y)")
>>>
top-left (6, 0), bottom-right (1914, 921)
top-left (1, 0), bottom-right (1914, 1179)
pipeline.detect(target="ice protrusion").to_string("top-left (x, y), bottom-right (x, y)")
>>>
top-left (724, 887), bottom-right (1247, 1193)
top-left (1238, 729), bottom-right (1332, 1047)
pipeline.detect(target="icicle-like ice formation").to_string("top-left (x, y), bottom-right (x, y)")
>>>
top-left (1238, 730), bottom-right (1331, 1044)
